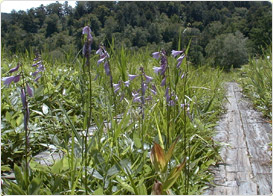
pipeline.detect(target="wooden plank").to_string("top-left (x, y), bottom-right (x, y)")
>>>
top-left (204, 82), bottom-right (272, 195)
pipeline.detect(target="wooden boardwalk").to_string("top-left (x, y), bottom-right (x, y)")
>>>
top-left (204, 82), bottom-right (272, 195)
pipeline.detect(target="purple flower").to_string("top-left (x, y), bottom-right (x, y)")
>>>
top-left (82, 26), bottom-right (93, 41)
top-left (120, 93), bottom-right (125, 101)
top-left (165, 87), bottom-right (170, 103)
top-left (21, 88), bottom-right (26, 108)
top-left (143, 83), bottom-right (149, 92)
top-left (37, 64), bottom-right (45, 72)
top-left (124, 80), bottom-right (130, 87)
top-left (83, 43), bottom-right (92, 58)
top-left (171, 50), bottom-right (183, 58)
top-left (8, 63), bottom-right (20, 73)
top-left (2, 75), bottom-right (20, 86)
top-left (153, 66), bottom-right (162, 74)
top-left (181, 73), bottom-right (185, 79)
top-left (13, 75), bottom-right (21, 83)
top-left (152, 52), bottom-right (160, 60)
top-left (132, 91), bottom-right (139, 97)
top-left (31, 71), bottom-right (39, 77)
top-left (82, 26), bottom-right (93, 58)
top-left (168, 100), bottom-right (175, 106)
top-left (32, 61), bottom-right (42, 67)
top-left (104, 62), bottom-right (110, 76)
top-left (113, 83), bottom-right (121, 93)
top-left (150, 85), bottom-right (157, 95)
top-left (34, 75), bottom-right (41, 82)
top-left (128, 74), bottom-right (138, 80)
top-left (145, 96), bottom-right (152, 101)
top-left (160, 55), bottom-right (167, 75)
top-left (132, 91), bottom-right (141, 103)
top-left (26, 83), bottom-right (33, 97)
top-left (24, 107), bottom-right (29, 130)
top-left (133, 96), bottom-right (141, 103)
top-left (144, 74), bottom-right (153, 83)
top-left (96, 48), bottom-right (103, 56)
top-left (2, 76), bottom-right (15, 86)
top-left (176, 55), bottom-right (185, 68)
top-left (160, 77), bottom-right (166, 86)
top-left (97, 57), bottom-right (106, 65)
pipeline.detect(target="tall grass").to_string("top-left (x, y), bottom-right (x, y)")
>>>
top-left (1, 39), bottom-right (226, 194)
top-left (237, 47), bottom-right (272, 119)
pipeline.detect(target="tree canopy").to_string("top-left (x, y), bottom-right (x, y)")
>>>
top-left (1, 1), bottom-right (272, 67)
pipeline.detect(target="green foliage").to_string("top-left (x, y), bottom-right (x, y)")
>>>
top-left (237, 47), bottom-right (272, 119)
top-left (1, 44), bottom-right (227, 194)
top-left (205, 31), bottom-right (248, 68)
top-left (1, 1), bottom-right (271, 62)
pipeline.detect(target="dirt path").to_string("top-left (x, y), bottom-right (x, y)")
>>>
top-left (204, 82), bottom-right (272, 195)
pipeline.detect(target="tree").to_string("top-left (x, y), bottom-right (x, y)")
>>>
top-left (205, 31), bottom-right (248, 68)
top-left (45, 14), bottom-right (60, 37)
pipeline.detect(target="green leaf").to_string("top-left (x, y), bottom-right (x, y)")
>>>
top-left (14, 164), bottom-right (26, 189)
top-left (154, 113), bottom-right (164, 149)
top-left (57, 98), bottom-right (82, 147)
top-left (1, 165), bottom-right (11, 172)
top-left (133, 132), bottom-right (142, 149)
top-left (107, 165), bottom-right (119, 177)
top-left (10, 182), bottom-right (27, 195)
top-left (29, 160), bottom-right (49, 172)
top-left (162, 160), bottom-right (186, 191)
top-left (5, 111), bottom-right (11, 122)
top-left (165, 136), bottom-right (180, 168)
top-left (51, 158), bottom-right (63, 174)
top-left (16, 114), bottom-right (23, 126)
top-left (28, 177), bottom-right (41, 195)
top-left (93, 186), bottom-right (104, 195)
top-left (116, 177), bottom-right (135, 194)
top-left (91, 169), bottom-right (103, 180)
top-left (137, 178), bottom-right (147, 195)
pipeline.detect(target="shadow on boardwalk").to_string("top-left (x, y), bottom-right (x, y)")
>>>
top-left (204, 82), bottom-right (272, 195)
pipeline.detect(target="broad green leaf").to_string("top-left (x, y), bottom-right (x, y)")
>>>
top-left (116, 177), bottom-right (134, 194)
top-left (107, 165), bottom-right (119, 177)
top-left (14, 164), bottom-right (26, 189)
top-left (29, 160), bottom-right (49, 172)
top-left (10, 182), bottom-right (26, 195)
top-left (93, 186), bottom-right (104, 195)
top-left (137, 178), bottom-right (147, 195)
top-left (1, 165), bottom-right (11, 172)
top-left (16, 114), bottom-right (23, 126)
top-left (51, 158), bottom-right (63, 174)
top-left (165, 136), bottom-right (180, 168)
top-left (154, 113), bottom-right (164, 149)
top-left (57, 98), bottom-right (82, 147)
top-left (162, 160), bottom-right (186, 191)
top-left (28, 177), bottom-right (41, 195)
top-left (5, 111), bottom-right (11, 122)
top-left (92, 169), bottom-right (103, 180)
top-left (133, 132), bottom-right (142, 149)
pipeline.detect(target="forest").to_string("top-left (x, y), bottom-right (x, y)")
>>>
top-left (1, 1), bottom-right (272, 195)
top-left (1, 1), bottom-right (272, 67)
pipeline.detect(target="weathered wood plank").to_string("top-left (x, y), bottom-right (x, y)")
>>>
top-left (204, 82), bottom-right (272, 195)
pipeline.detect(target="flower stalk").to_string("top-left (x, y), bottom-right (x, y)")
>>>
top-left (82, 25), bottom-right (93, 194)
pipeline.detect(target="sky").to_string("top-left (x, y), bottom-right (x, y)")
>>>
top-left (1, 0), bottom-right (77, 13)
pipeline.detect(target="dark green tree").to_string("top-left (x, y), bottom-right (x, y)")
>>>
top-left (205, 31), bottom-right (248, 68)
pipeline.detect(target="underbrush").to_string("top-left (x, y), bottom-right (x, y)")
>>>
top-left (1, 35), bottom-right (226, 194)
top-left (237, 47), bottom-right (272, 119)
